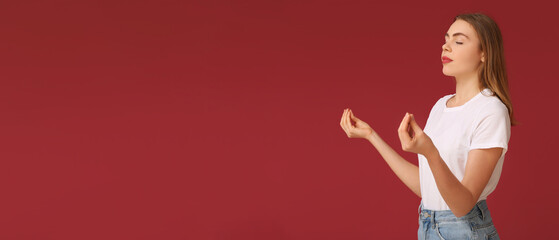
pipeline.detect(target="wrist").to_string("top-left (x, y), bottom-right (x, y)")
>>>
top-left (423, 145), bottom-right (439, 161)
top-left (366, 129), bottom-right (377, 142)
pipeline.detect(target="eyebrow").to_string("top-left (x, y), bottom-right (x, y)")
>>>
top-left (445, 32), bottom-right (470, 39)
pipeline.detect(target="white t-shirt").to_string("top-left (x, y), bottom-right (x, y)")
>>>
top-left (418, 88), bottom-right (511, 210)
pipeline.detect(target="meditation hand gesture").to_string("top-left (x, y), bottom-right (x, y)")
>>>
top-left (339, 108), bottom-right (374, 139)
top-left (397, 112), bottom-right (436, 157)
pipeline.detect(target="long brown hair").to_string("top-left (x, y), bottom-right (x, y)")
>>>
top-left (454, 13), bottom-right (519, 126)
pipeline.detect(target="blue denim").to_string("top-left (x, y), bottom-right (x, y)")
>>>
top-left (418, 200), bottom-right (499, 240)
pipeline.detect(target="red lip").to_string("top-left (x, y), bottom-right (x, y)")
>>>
top-left (442, 56), bottom-right (453, 63)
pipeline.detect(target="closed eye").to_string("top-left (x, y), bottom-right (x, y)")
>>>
top-left (444, 41), bottom-right (463, 45)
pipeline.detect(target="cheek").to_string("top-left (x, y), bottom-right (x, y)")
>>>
top-left (452, 49), bottom-right (482, 70)
top-left (460, 46), bottom-right (483, 63)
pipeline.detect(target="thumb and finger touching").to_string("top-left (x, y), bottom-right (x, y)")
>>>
top-left (350, 110), bottom-right (368, 129)
top-left (349, 110), bottom-right (358, 121)
top-left (346, 110), bottom-right (353, 129)
top-left (341, 109), bottom-right (367, 137)
top-left (402, 114), bottom-right (423, 143)
top-left (398, 113), bottom-right (412, 142)
top-left (350, 110), bottom-right (361, 127)
top-left (409, 114), bottom-right (422, 133)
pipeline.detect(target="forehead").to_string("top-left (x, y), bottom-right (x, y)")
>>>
top-left (445, 19), bottom-right (477, 39)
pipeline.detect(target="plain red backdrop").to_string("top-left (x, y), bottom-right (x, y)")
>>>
top-left (1, 0), bottom-right (557, 239)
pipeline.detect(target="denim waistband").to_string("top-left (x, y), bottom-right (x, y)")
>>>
top-left (418, 200), bottom-right (489, 222)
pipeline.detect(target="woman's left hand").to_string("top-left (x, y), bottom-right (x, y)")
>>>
top-left (397, 112), bottom-right (436, 157)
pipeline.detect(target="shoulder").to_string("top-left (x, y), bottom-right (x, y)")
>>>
top-left (471, 90), bottom-right (511, 130)
top-left (477, 90), bottom-right (509, 117)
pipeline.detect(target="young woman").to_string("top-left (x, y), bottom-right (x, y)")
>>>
top-left (339, 13), bottom-right (517, 239)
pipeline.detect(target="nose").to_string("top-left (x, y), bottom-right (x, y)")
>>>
top-left (442, 41), bottom-right (451, 52)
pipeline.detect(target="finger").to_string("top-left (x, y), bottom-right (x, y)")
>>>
top-left (398, 113), bottom-right (412, 142)
top-left (409, 114), bottom-right (423, 133)
top-left (397, 112), bottom-right (409, 132)
top-left (346, 109), bottom-right (353, 129)
top-left (340, 109), bottom-right (348, 130)
top-left (345, 109), bottom-right (353, 136)
top-left (340, 109), bottom-right (346, 128)
top-left (343, 109), bottom-right (350, 131)
top-left (349, 109), bottom-right (356, 128)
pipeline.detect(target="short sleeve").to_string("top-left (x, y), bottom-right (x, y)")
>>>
top-left (469, 101), bottom-right (511, 155)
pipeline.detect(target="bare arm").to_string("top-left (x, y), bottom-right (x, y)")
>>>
top-left (424, 147), bottom-right (502, 217)
top-left (399, 112), bottom-right (504, 217)
top-left (340, 109), bottom-right (420, 197)
top-left (367, 131), bottom-right (421, 198)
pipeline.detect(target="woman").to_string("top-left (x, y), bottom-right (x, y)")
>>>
top-left (339, 13), bottom-right (517, 239)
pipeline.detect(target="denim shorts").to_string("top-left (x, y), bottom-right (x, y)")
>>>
top-left (418, 200), bottom-right (499, 240)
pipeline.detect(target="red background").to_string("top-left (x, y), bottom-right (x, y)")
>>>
top-left (1, 0), bottom-right (557, 239)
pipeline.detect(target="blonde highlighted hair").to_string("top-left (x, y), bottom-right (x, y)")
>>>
top-left (454, 12), bottom-right (519, 126)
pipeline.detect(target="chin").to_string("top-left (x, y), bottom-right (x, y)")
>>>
top-left (442, 68), bottom-right (455, 77)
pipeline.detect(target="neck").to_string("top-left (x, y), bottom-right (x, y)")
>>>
top-left (453, 72), bottom-right (482, 104)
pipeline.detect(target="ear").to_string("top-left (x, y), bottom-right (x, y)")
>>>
top-left (481, 52), bottom-right (485, 62)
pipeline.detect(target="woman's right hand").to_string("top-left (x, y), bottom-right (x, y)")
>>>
top-left (340, 108), bottom-right (374, 139)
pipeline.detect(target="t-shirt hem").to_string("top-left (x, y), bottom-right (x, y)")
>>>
top-left (469, 143), bottom-right (507, 151)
